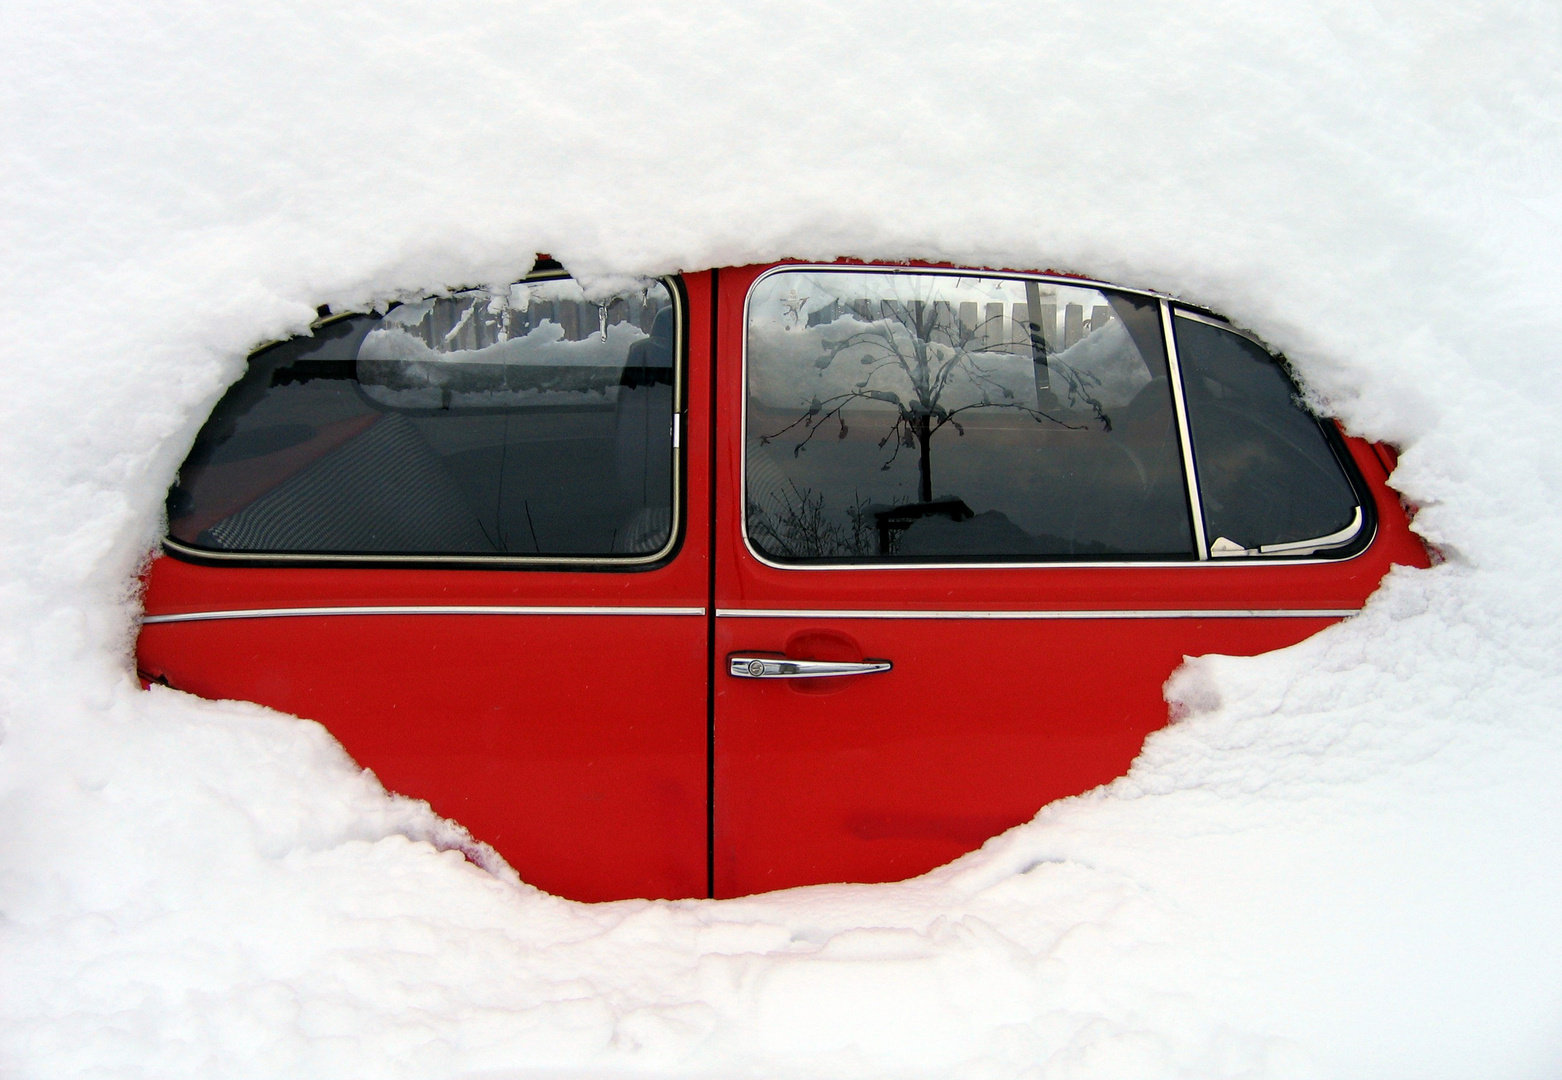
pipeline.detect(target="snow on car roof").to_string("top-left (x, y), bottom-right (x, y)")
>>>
top-left (2, 5), bottom-right (1560, 1079)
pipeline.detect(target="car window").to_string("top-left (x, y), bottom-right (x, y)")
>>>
top-left (1172, 312), bottom-right (1363, 556)
top-left (167, 275), bottom-right (680, 561)
top-left (744, 268), bottom-right (1195, 562)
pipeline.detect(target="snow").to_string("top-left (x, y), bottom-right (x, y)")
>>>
top-left (3, 2), bottom-right (1562, 1077)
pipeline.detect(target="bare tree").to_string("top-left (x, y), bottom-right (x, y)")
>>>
top-left (759, 291), bottom-right (1104, 503)
top-left (745, 483), bottom-right (881, 558)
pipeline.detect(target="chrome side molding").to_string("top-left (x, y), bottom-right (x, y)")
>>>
top-left (142, 605), bottom-right (706, 624)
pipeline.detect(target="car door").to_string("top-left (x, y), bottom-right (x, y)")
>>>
top-left (712, 263), bottom-right (1426, 898)
top-left (138, 269), bottom-right (713, 903)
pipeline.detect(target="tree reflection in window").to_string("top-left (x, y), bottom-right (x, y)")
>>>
top-left (745, 270), bottom-right (1194, 562)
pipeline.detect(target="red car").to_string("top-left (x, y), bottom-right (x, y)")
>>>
top-left (137, 260), bottom-right (1428, 902)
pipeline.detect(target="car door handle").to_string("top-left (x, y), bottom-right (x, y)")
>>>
top-left (728, 655), bottom-right (892, 679)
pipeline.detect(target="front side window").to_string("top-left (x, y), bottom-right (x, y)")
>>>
top-left (167, 275), bottom-right (680, 562)
top-left (744, 268), bottom-right (1195, 562)
top-left (1172, 312), bottom-right (1364, 557)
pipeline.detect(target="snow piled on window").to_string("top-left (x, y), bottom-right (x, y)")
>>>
top-left (2, 3), bottom-right (1561, 1079)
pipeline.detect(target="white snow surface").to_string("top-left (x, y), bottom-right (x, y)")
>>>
top-left (3, 3), bottom-right (1562, 1077)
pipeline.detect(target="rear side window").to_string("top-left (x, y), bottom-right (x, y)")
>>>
top-left (1172, 312), bottom-right (1364, 556)
top-left (167, 275), bottom-right (681, 563)
top-left (743, 268), bottom-right (1195, 562)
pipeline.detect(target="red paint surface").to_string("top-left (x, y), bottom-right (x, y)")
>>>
top-left (138, 262), bottom-right (1430, 902)
top-left (713, 615), bottom-right (1334, 895)
top-left (708, 263), bottom-right (1430, 897)
top-left (140, 612), bottom-right (707, 901)
top-left (139, 273), bottom-right (716, 903)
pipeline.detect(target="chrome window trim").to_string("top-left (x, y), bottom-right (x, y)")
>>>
top-left (1161, 298), bottom-right (1209, 560)
top-left (142, 604), bottom-right (706, 624)
top-left (738, 264), bottom-right (1370, 572)
top-left (164, 272), bottom-right (686, 570)
top-left (716, 607), bottom-right (1360, 620)
top-left (728, 555), bottom-right (1367, 571)
top-left (162, 534), bottom-right (683, 568)
top-left (1258, 505), bottom-right (1363, 554)
top-left (1210, 505), bottom-right (1366, 558)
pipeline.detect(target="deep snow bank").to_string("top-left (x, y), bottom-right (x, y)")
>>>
top-left (2, 3), bottom-right (1561, 1078)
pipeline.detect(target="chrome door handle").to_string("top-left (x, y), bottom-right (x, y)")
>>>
top-left (728, 655), bottom-right (892, 679)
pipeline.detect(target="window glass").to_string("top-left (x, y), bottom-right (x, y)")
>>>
top-left (744, 269), bottom-right (1194, 562)
top-left (1173, 313), bottom-right (1360, 555)
top-left (168, 276), bottom-right (678, 559)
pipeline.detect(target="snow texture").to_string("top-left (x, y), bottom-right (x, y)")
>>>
top-left (3, 2), bottom-right (1562, 1077)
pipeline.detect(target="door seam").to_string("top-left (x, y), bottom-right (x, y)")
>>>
top-left (706, 267), bottom-right (720, 900)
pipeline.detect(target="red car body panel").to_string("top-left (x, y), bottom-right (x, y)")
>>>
top-left (139, 609), bottom-right (708, 901)
top-left (139, 274), bottom-right (716, 903)
top-left (137, 262), bottom-right (1430, 902)
top-left (708, 263), bottom-right (1428, 896)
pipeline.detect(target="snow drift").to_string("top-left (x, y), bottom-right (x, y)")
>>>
top-left (2, 2), bottom-right (1561, 1078)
